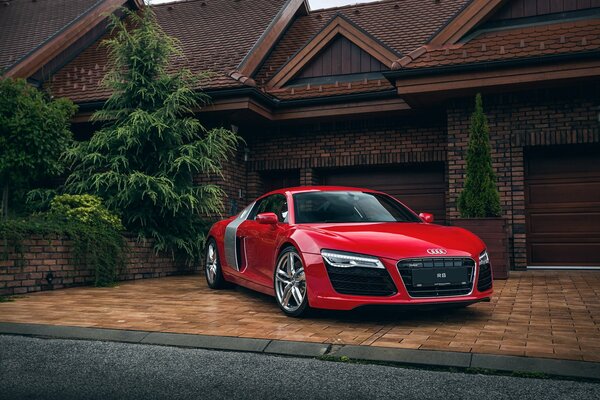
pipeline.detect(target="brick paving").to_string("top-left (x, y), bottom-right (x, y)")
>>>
top-left (0, 271), bottom-right (599, 362)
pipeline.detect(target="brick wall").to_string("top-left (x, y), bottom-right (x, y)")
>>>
top-left (0, 235), bottom-right (196, 296)
top-left (195, 81), bottom-right (599, 270)
top-left (446, 82), bottom-right (600, 269)
top-left (245, 112), bottom-right (448, 200)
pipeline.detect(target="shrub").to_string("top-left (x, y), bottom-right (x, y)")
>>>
top-left (1, 195), bottom-right (125, 287)
top-left (457, 94), bottom-right (502, 218)
top-left (0, 78), bottom-right (76, 218)
top-left (50, 194), bottom-right (123, 231)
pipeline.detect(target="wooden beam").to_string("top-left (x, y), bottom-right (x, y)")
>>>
top-left (429, 0), bottom-right (507, 46)
top-left (4, 0), bottom-right (131, 79)
top-left (72, 96), bottom-right (410, 123)
top-left (267, 15), bottom-right (397, 89)
top-left (271, 98), bottom-right (410, 120)
top-left (395, 59), bottom-right (600, 96)
top-left (237, 0), bottom-right (308, 78)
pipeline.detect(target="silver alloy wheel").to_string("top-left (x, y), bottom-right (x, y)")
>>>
top-left (275, 251), bottom-right (306, 313)
top-left (206, 243), bottom-right (218, 285)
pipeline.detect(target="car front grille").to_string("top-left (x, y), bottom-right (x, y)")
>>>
top-left (477, 262), bottom-right (493, 292)
top-left (397, 257), bottom-right (475, 298)
top-left (325, 264), bottom-right (397, 297)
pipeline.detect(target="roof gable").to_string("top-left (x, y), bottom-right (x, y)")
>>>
top-left (293, 34), bottom-right (388, 82)
top-left (490, 0), bottom-right (600, 22)
top-left (427, 0), bottom-right (600, 48)
top-left (235, 0), bottom-right (309, 79)
top-left (1, 0), bottom-right (142, 78)
top-left (266, 14), bottom-right (397, 89)
top-left (46, 0), bottom-right (290, 102)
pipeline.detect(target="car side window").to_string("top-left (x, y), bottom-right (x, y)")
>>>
top-left (250, 194), bottom-right (288, 223)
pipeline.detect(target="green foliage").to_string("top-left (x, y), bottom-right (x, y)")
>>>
top-left (457, 94), bottom-right (502, 218)
top-left (50, 194), bottom-right (123, 231)
top-left (0, 78), bottom-right (76, 217)
top-left (0, 196), bottom-right (125, 287)
top-left (64, 7), bottom-right (239, 263)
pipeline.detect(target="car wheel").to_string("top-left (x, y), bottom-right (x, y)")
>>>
top-left (205, 238), bottom-right (227, 289)
top-left (274, 247), bottom-right (309, 317)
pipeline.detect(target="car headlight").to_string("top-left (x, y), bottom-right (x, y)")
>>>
top-left (321, 250), bottom-right (384, 269)
top-left (479, 250), bottom-right (490, 266)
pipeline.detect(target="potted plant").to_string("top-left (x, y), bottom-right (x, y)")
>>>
top-left (451, 94), bottom-right (510, 279)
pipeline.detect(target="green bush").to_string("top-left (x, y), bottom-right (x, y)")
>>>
top-left (50, 194), bottom-right (123, 231)
top-left (1, 195), bottom-right (125, 287)
top-left (457, 94), bottom-right (502, 218)
top-left (0, 78), bottom-right (76, 218)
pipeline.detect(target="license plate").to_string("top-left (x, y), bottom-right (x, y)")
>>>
top-left (411, 268), bottom-right (469, 287)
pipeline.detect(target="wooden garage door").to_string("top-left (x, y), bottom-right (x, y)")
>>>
top-left (525, 146), bottom-right (600, 266)
top-left (320, 164), bottom-right (446, 224)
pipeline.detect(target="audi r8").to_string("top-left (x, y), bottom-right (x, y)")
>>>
top-left (205, 187), bottom-right (493, 316)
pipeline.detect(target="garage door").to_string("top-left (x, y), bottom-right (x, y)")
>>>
top-left (320, 164), bottom-right (446, 224)
top-left (260, 169), bottom-right (300, 194)
top-left (525, 146), bottom-right (600, 267)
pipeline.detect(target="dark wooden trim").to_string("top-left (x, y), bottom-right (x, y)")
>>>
top-left (72, 94), bottom-right (410, 122)
top-left (394, 58), bottom-right (600, 98)
top-left (271, 97), bottom-right (410, 120)
top-left (4, 0), bottom-right (132, 79)
top-left (237, 0), bottom-right (309, 77)
top-left (428, 0), bottom-right (507, 46)
top-left (267, 15), bottom-right (398, 89)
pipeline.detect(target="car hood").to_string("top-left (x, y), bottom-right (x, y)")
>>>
top-left (297, 222), bottom-right (484, 260)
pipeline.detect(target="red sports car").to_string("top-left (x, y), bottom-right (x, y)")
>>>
top-left (205, 187), bottom-right (493, 316)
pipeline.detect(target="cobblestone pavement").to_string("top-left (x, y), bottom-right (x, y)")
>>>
top-left (0, 271), bottom-right (599, 362)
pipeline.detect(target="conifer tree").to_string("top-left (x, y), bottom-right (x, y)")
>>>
top-left (457, 93), bottom-right (502, 218)
top-left (65, 7), bottom-right (239, 261)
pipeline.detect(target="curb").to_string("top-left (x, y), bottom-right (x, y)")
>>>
top-left (1, 322), bottom-right (598, 380)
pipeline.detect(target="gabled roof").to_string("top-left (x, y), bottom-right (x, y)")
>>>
top-left (253, 0), bottom-right (471, 99)
top-left (46, 0), bottom-right (293, 103)
top-left (0, 0), bottom-right (142, 78)
top-left (266, 14), bottom-right (398, 89)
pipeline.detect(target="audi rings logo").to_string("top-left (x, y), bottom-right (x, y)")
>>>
top-left (427, 248), bottom-right (447, 255)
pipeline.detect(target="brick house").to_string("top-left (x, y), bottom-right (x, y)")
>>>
top-left (2, 0), bottom-right (599, 270)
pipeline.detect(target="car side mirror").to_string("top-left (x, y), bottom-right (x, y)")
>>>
top-left (256, 212), bottom-right (279, 225)
top-left (419, 213), bottom-right (434, 224)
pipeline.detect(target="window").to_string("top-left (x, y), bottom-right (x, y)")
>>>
top-left (293, 191), bottom-right (420, 224)
top-left (250, 194), bottom-right (289, 223)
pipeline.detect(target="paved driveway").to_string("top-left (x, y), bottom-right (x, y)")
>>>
top-left (0, 271), bottom-right (598, 362)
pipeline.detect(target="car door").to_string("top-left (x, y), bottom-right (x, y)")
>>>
top-left (237, 194), bottom-right (288, 287)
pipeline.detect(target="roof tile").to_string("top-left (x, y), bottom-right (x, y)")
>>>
top-left (0, 0), bottom-right (102, 72)
top-left (46, 0), bottom-right (288, 102)
top-left (404, 18), bottom-right (600, 70)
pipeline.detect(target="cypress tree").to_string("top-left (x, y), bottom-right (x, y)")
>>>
top-left (457, 93), bottom-right (502, 218)
top-left (64, 7), bottom-right (239, 262)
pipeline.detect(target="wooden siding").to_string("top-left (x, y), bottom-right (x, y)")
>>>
top-left (296, 35), bottom-right (387, 79)
top-left (491, 0), bottom-right (600, 20)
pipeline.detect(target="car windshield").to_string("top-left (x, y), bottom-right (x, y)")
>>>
top-left (293, 191), bottom-right (421, 224)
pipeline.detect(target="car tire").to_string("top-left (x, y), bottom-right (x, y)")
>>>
top-left (205, 238), bottom-right (227, 289)
top-left (274, 246), bottom-right (310, 317)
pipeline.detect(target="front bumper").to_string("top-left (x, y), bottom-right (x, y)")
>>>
top-left (302, 253), bottom-right (493, 311)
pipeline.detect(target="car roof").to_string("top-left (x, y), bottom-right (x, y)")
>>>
top-left (261, 186), bottom-right (379, 198)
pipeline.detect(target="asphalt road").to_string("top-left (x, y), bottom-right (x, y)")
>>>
top-left (1, 335), bottom-right (599, 400)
